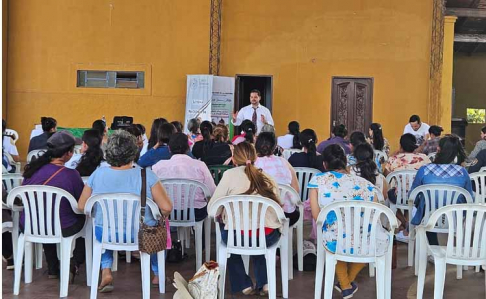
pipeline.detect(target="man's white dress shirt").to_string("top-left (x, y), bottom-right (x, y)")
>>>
top-left (232, 104), bottom-right (274, 134)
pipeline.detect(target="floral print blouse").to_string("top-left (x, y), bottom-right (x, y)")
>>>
top-left (385, 153), bottom-right (431, 174)
top-left (308, 171), bottom-right (390, 255)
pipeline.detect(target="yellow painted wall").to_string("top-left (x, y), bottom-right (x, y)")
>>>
top-left (220, 0), bottom-right (433, 152)
top-left (453, 53), bottom-right (486, 152)
top-left (2, 0), bottom-right (7, 119)
top-left (5, 0), bottom-right (210, 158)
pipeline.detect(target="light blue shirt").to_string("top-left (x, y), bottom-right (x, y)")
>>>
top-left (87, 166), bottom-right (159, 229)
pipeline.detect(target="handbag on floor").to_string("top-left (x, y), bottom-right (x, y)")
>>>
top-left (173, 261), bottom-right (219, 299)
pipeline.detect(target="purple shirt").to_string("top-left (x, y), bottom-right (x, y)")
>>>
top-left (317, 136), bottom-right (351, 155)
top-left (21, 164), bottom-right (85, 229)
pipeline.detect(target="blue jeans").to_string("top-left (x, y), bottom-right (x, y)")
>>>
top-left (220, 224), bottom-right (281, 293)
top-left (95, 226), bottom-right (159, 275)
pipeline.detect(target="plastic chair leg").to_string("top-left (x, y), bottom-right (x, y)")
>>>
top-left (433, 258), bottom-right (447, 299)
top-left (409, 225), bottom-right (415, 267)
top-left (90, 242), bottom-right (103, 299)
top-left (112, 251), bottom-right (118, 272)
top-left (414, 238), bottom-right (420, 276)
top-left (287, 228), bottom-right (293, 280)
top-left (314, 242), bottom-right (325, 299)
top-left (242, 255), bottom-right (250, 275)
top-left (266, 249), bottom-right (277, 299)
top-left (140, 252), bottom-right (151, 299)
top-left (323, 255), bottom-right (336, 299)
top-left (35, 243), bottom-right (43, 269)
top-left (457, 264), bottom-right (463, 280)
top-left (24, 241), bottom-right (33, 284)
top-left (385, 249), bottom-right (393, 299)
top-left (13, 234), bottom-right (25, 295)
top-left (157, 251), bottom-right (165, 293)
top-left (204, 218), bottom-right (211, 262)
top-left (12, 212), bottom-right (19, 262)
top-left (369, 263), bottom-right (375, 277)
top-left (280, 236), bottom-right (289, 298)
top-left (217, 246), bottom-right (227, 299)
top-left (85, 227), bottom-right (93, 287)
top-left (297, 220), bottom-right (304, 272)
top-left (126, 251), bottom-right (131, 263)
top-left (195, 222), bottom-right (203, 270)
top-left (376, 257), bottom-right (386, 299)
top-left (60, 239), bottom-right (73, 297)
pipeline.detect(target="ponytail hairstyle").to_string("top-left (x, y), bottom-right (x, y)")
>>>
top-left (352, 143), bottom-right (377, 185)
top-left (41, 117), bottom-right (57, 133)
top-left (76, 129), bottom-right (104, 177)
top-left (321, 144), bottom-right (347, 171)
top-left (369, 123), bottom-right (385, 151)
top-left (23, 143), bottom-right (74, 179)
top-left (240, 119), bottom-right (256, 144)
top-left (255, 132), bottom-right (277, 157)
top-left (233, 142), bottom-right (280, 204)
top-left (288, 121), bottom-right (302, 149)
top-left (200, 121), bottom-right (214, 155)
top-left (92, 119), bottom-right (106, 137)
top-left (148, 118), bottom-right (168, 150)
top-left (434, 134), bottom-right (466, 165)
top-left (299, 129), bottom-right (319, 169)
top-left (213, 124), bottom-right (229, 143)
top-left (428, 125), bottom-right (443, 138)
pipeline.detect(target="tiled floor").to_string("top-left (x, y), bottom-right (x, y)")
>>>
top-left (2, 242), bottom-right (485, 298)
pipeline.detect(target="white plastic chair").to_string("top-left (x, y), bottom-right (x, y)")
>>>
top-left (209, 195), bottom-right (290, 299)
top-left (480, 167), bottom-right (486, 172)
top-left (5, 128), bottom-right (19, 144)
top-left (428, 152), bottom-right (437, 162)
top-left (385, 170), bottom-right (417, 265)
top-left (4, 152), bottom-right (21, 174)
top-left (314, 201), bottom-right (398, 299)
top-left (416, 204), bottom-right (486, 299)
top-left (161, 178), bottom-right (212, 270)
top-left (26, 150), bottom-right (46, 164)
top-left (2, 173), bottom-right (24, 263)
top-left (470, 172), bottom-right (486, 204)
top-left (294, 167), bottom-right (321, 202)
top-left (374, 150), bottom-right (389, 164)
top-left (84, 193), bottom-right (166, 299)
top-left (278, 184), bottom-right (304, 277)
top-left (282, 149), bottom-right (302, 160)
top-left (7, 185), bottom-right (87, 297)
top-left (408, 184), bottom-right (474, 276)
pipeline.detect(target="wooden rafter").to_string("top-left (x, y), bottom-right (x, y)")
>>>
top-left (455, 33), bottom-right (486, 42)
top-left (446, 8), bottom-right (486, 17)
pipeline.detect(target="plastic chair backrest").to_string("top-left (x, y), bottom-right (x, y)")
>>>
top-left (208, 165), bottom-right (232, 185)
top-left (84, 193), bottom-right (160, 246)
top-left (470, 172), bottom-right (486, 204)
top-left (409, 184), bottom-right (474, 231)
top-left (424, 204), bottom-right (486, 261)
top-left (2, 165), bottom-right (8, 174)
top-left (161, 179), bottom-right (211, 223)
top-left (385, 170), bottom-right (417, 207)
top-left (480, 167), bottom-right (486, 173)
top-left (428, 152), bottom-right (437, 162)
top-left (4, 129), bottom-right (19, 144)
top-left (317, 200), bottom-right (398, 257)
top-left (278, 184), bottom-right (300, 209)
top-left (294, 167), bottom-right (320, 201)
top-left (282, 149), bottom-right (302, 160)
top-left (6, 185), bottom-right (81, 239)
top-left (2, 173), bottom-right (24, 193)
top-left (208, 195), bottom-right (286, 251)
top-left (374, 150), bottom-right (388, 164)
top-left (27, 150), bottom-right (47, 164)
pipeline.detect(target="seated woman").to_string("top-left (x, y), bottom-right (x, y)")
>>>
top-left (2, 119), bottom-right (20, 170)
top-left (308, 144), bottom-right (388, 298)
top-left (152, 133), bottom-right (216, 221)
top-left (317, 124), bottom-right (350, 155)
top-left (92, 119), bottom-right (108, 152)
top-left (65, 129), bottom-right (107, 175)
top-left (277, 121), bottom-right (302, 150)
top-left (368, 122), bottom-right (390, 157)
top-left (78, 130), bottom-right (173, 292)
top-left (409, 135), bottom-right (473, 245)
top-left (209, 142), bottom-right (282, 296)
top-left (22, 131), bottom-right (85, 280)
top-left (146, 118), bottom-right (169, 152)
top-left (468, 149), bottom-right (486, 173)
top-left (416, 125), bottom-right (443, 156)
top-left (138, 123), bottom-right (176, 168)
top-left (231, 120), bottom-right (256, 145)
top-left (350, 143), bottom-right (388, 199)
top-left (347, 131), bottom-right (383, 172)
top-left (384, 133), bottom-right (431, 176)
top-left (200, 124), bottom-right (233, 166)
top-left (192, 121), bottom-right (213, 160)
top-left (187, 118), bottom-right (202, 147)
top-left (288, 129), bottom-right (325, 172)
top-left (468, 126), bottom-right (486, 160)
top-left (255, 132), bottom-right (300, 226)
top-left (28, 116), bottom-right (57, 152)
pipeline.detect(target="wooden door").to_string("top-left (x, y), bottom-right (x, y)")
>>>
top-left (331, 77), bottom-right (373, 134)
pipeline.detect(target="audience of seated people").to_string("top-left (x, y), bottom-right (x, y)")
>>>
top-left (255, 132), bottom-right (300, 226)
top-left (78, 130), bottom-right (173, 292)
top-left (187, 118), bottom-right (202, 147)
top-left (347, 131), bottom-right (383, 173)
top-left (192, 121), bottom-right (213, 160)
top-left (152, 133), bottom-right (216, 222)
top-left (277, 121), bottom-right (302, 150)
top-left (196, 124), bottom-right (233, 166)
top-left (288, 128), bottom-right (325, 172)
top-left (65, 129), bottom-right (107, 176)
top-left (317, 124), bottom-right (351, 154)
top-left (416, 125), bottom-right (443, 156)
top-left (138, 123), bottom-right (176, 168)
top-left (28, 116), bottom-right (57, 152)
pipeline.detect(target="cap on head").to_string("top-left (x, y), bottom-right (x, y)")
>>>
top-left (47, 130), bottom-right (76, 149)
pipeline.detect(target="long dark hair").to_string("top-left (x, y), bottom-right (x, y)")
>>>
top-left (369, 123), bottom-right (385, 151)
top-left (158, 123), bottom-right (176, 145)
top-left (240, 120), bottom-right (256, 143)
top-left (288, 121), bottom-right (302, 149)
top-left (255, 132), bottom-right (277, 157)
top-left (350, 131), bottom-right (366, 148)
top-left (352, 143), bottom-right (377, 185)
top-left (481, 126), bottom-right (486, 139)
top-left (322, 144), bottom-right (347, 171)
top-left (41, 117), bottom-right (57, 133)
top-left (434, 134), bottom-right (466, 165)
top-left (92, 120), bottom-right (106, 137)
top-left (200, 121), bottom-right (214, 156)
top-left (24, 144), bottom-right (74, 179)
top-left (148, 118), bottom-right (168, 150)
top-left (300, 129), bottom-right (320, 169)
top-left (76, 130), bottom-right (104, 177)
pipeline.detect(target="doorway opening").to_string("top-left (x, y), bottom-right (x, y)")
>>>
top-left (235, 75), bottom-right (273, 112)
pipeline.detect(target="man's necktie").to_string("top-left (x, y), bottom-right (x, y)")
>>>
top-left (252, 107), bottom-right (258, 132)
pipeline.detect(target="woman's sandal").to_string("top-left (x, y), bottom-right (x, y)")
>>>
top-left (98, 283), bottom-right (114, 293)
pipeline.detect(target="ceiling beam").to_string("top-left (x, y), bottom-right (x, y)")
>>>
top-left (446, 8), bottom-right (486, 17)
top-left (455, 33), bottom-right (486, 42)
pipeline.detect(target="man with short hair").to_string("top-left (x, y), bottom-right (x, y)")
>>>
top-left (403, 115), bottom-right (430, 146)
top-left (232, 89), bottom-right (274, 135)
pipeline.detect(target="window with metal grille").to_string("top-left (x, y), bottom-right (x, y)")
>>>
top-left (77, 70), bottom-right (144, 89)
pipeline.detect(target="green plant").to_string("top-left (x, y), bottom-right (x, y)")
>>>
top-left (467, 108), bottom-right (486, 124)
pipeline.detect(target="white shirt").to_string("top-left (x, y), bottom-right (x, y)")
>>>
top-left (277, 134), bottom-right (295, 149)
top-left (403, 122), bottom-right (430, 145)
top-left (2, 136), bottom-right (19, 156)
top-left (232, 104), bottom-right (274, 134)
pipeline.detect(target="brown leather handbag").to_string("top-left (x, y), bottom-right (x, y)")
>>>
top-left (138, 168), bottom-right (167, 254)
